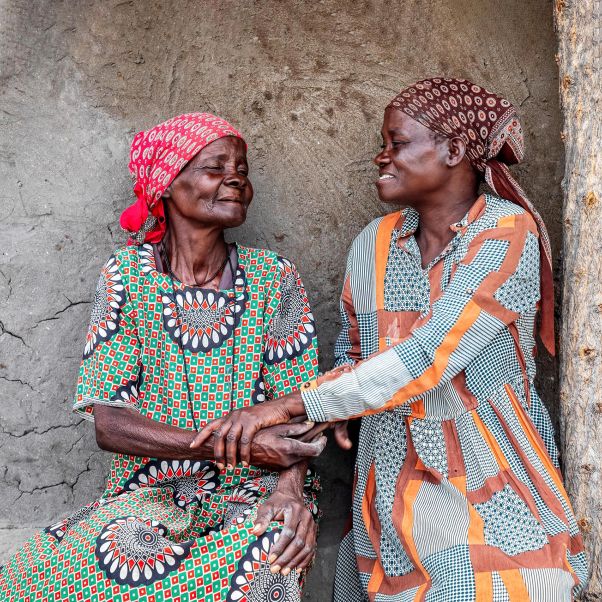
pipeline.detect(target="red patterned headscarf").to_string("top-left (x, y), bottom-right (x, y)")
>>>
top-left (387, 78), bottom-right (554, 354)
top-left (120, 112), bottom-right (245, 245)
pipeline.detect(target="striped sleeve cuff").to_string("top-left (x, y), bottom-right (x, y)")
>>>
top-left (301, 387), bottom-right (327, 422)
top-left (301, 348), bottom-right (414, 421)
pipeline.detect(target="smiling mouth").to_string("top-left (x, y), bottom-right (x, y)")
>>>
top-left (378, 174), bottom-right (395, 181)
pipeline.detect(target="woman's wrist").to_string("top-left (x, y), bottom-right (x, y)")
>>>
top-left (275, 461), bottom-right (307, 499)
top-left (281, 391), bottom-right (306, 420)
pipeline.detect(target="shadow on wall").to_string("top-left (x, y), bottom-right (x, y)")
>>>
top-left (0, 0), bottom-right (561, 597)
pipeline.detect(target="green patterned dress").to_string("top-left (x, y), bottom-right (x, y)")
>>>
top-left (0, 243), bottom-right (320, 602)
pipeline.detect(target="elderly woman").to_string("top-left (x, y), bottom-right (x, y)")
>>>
top-left (196, 80), bottom-right (588, 600)
top-left (0, 113), bottom-right (325, 601)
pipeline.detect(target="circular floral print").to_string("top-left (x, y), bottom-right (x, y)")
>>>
top-left (227, 530), bottom-right (300, 601)
top-left (110, 376), bottom-right (140, 407)
top-left (251, 375), bottom-right (266, 404)
top-left (161, 268), bottom-right (248, 353)
top-left (123, 459), bottom-right (219, 509)
top-left (264, 258), bottom-right (315, 365)
top-left (83, 255), bottom-right (126, 358)
top-left (44, 501), bottom-right (98, 544)
top-left (138, 243), bottom-right (155, 274)
top-left (222, 483), bottom-right (260, 528)
top-left (257, 473), bottom-right (280, 496)
top-left (95, 517), bottom-right (192, 586)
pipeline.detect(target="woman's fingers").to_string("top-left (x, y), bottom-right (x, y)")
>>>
top-left (190, 418), bottom-right (224, 449)
top-left (267, 507), bottom-right (296, 570)
top-left (239, 423), bottom-right (256, 468)
top-left (272, 513), bottom-right (314, 574)
top-left (289, 435), bottom-right (327, 460)
top-left (225, 422), bottom-right (243, 468)
top-left (333, 421), bottom-right (353, 450)
top-left (213, 422), bottom-right (232, 469)
top-left (281, 421), bottom-right (315, 438)
top-left (284, 519), bottom-right (317, 572)
top-left (252, 501), bottom-right (277, 537)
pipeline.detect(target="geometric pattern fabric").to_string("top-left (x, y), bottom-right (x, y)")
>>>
top-left (0, 244), bottom-right (320, 601)
top-left (305, 195), bottom-right (588, 600)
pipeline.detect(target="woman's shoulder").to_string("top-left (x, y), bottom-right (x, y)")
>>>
top-left (236, 244), bottom-right (300, 280)
top-left (107, 244), bottom-right (146, 272)
top-left (349, 213), bottom-right (393, 251)
top-left (98, 245), bottom-right (152, 292)
top-left (477, 194), bottom-right (535, 230)
top-left (461, 195), bottom-right (539, 256)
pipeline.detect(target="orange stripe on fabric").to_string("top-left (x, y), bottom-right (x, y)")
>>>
top-left (388, 300), bottom-right (482, 406)
top-left (504, 384), bottom-right (573, 510)
top-left (400, 478), bottom-right (430, 600)
top-left (361, 465), bottom-right (385, 595)
top-left (467, 504), bottom-right (486, 546)
top-left (498, 569), bottom-right (530, 600)
top-left (375, 212), bottom-right (401, 314)
top-left (367, 561), bottom-right (385, 595)
top-left (474, 572), bottom-right (493, 601)
top-left (497, 214), bottom-right (516, 229)
top-left (361, 464), bottom-right (376, 535)
top-left (472, 412), bottom-right (511, 471)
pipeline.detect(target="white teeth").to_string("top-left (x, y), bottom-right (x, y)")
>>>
top-left (379, 174), bottom-right (394, 180)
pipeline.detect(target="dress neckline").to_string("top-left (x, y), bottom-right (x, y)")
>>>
top-left (146, 242), bottom-right (241, 292)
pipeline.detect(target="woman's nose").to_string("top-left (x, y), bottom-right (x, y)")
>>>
top-left (224, 170), bottom-right (245, 188)
top-left (374, 148), bottom-right (390, 166)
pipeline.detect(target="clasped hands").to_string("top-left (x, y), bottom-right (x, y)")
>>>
top-left (189, 391), bottom-right (351, 576)
top-left (189, 391), bottom-right (351, 469)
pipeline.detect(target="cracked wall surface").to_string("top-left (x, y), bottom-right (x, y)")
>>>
top-left (0, 0), bottom-right (563, 596)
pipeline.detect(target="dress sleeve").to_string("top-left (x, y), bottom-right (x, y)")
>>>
top-left (73, 253), bottom-right (142, 421)
top-left (302, 212), bottom-right (541, 422)
top-left (261, 257), bottom-right (319, 399)
top-left (333, 246), bottom-right (361, 368)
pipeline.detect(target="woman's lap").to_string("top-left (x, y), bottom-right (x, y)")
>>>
top-left (0, 477), bottom-right (318, 602)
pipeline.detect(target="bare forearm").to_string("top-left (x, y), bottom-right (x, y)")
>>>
top-left (94, 405), bottom-right (214, 460)
top-left (276, 460), bottom-right (308, 497)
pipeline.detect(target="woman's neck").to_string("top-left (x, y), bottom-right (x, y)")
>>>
top-left (414, 190), bottom-right (479, 268)
top-left (164, 224), bottom-right (228, 286)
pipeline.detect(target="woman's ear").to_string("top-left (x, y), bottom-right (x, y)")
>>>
top-left (446, 136), bottom-right (467, 168)
top-left (162, 186), bottom-right (172, 200)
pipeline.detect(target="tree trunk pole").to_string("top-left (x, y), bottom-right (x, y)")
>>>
top-left (555, 0), bottom-right (601, 598)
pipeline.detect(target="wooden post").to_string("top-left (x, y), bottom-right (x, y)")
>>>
top-left (555, 0), bottom-right (601, 598)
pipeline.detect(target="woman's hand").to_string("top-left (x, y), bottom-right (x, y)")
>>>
top-left (250, 423), bottom-right (326, 469)
top-left (251, 485), bottom-right (317, 575)
top-left (294, 419), bottom-right (353, 450)
top-left (332, 421), bottom-right (353, 450)
top-left (190, 393), bottom-right (306, 468)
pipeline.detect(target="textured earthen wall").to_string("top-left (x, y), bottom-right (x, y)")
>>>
top-left (0, 0), bottom-right (563, 596)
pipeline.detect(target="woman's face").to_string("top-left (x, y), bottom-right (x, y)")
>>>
top-left (165, 136), bottom-right (253, 229)
top-left (374, 108), bottom-right (450, 207)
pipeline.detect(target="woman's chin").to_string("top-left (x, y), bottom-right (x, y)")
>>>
top-left (375, 182), bottom-right (405, 206)
top-left (221, 207), bottom-right (248, 228)
top-left (376, 191), bottom-right (406, 206)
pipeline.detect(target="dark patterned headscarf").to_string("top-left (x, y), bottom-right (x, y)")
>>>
top-left (388, 78), bottom-right (554, 354)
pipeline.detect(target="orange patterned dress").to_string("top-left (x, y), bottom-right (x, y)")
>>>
top-left (302, 195), bottom-right (587, 601)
